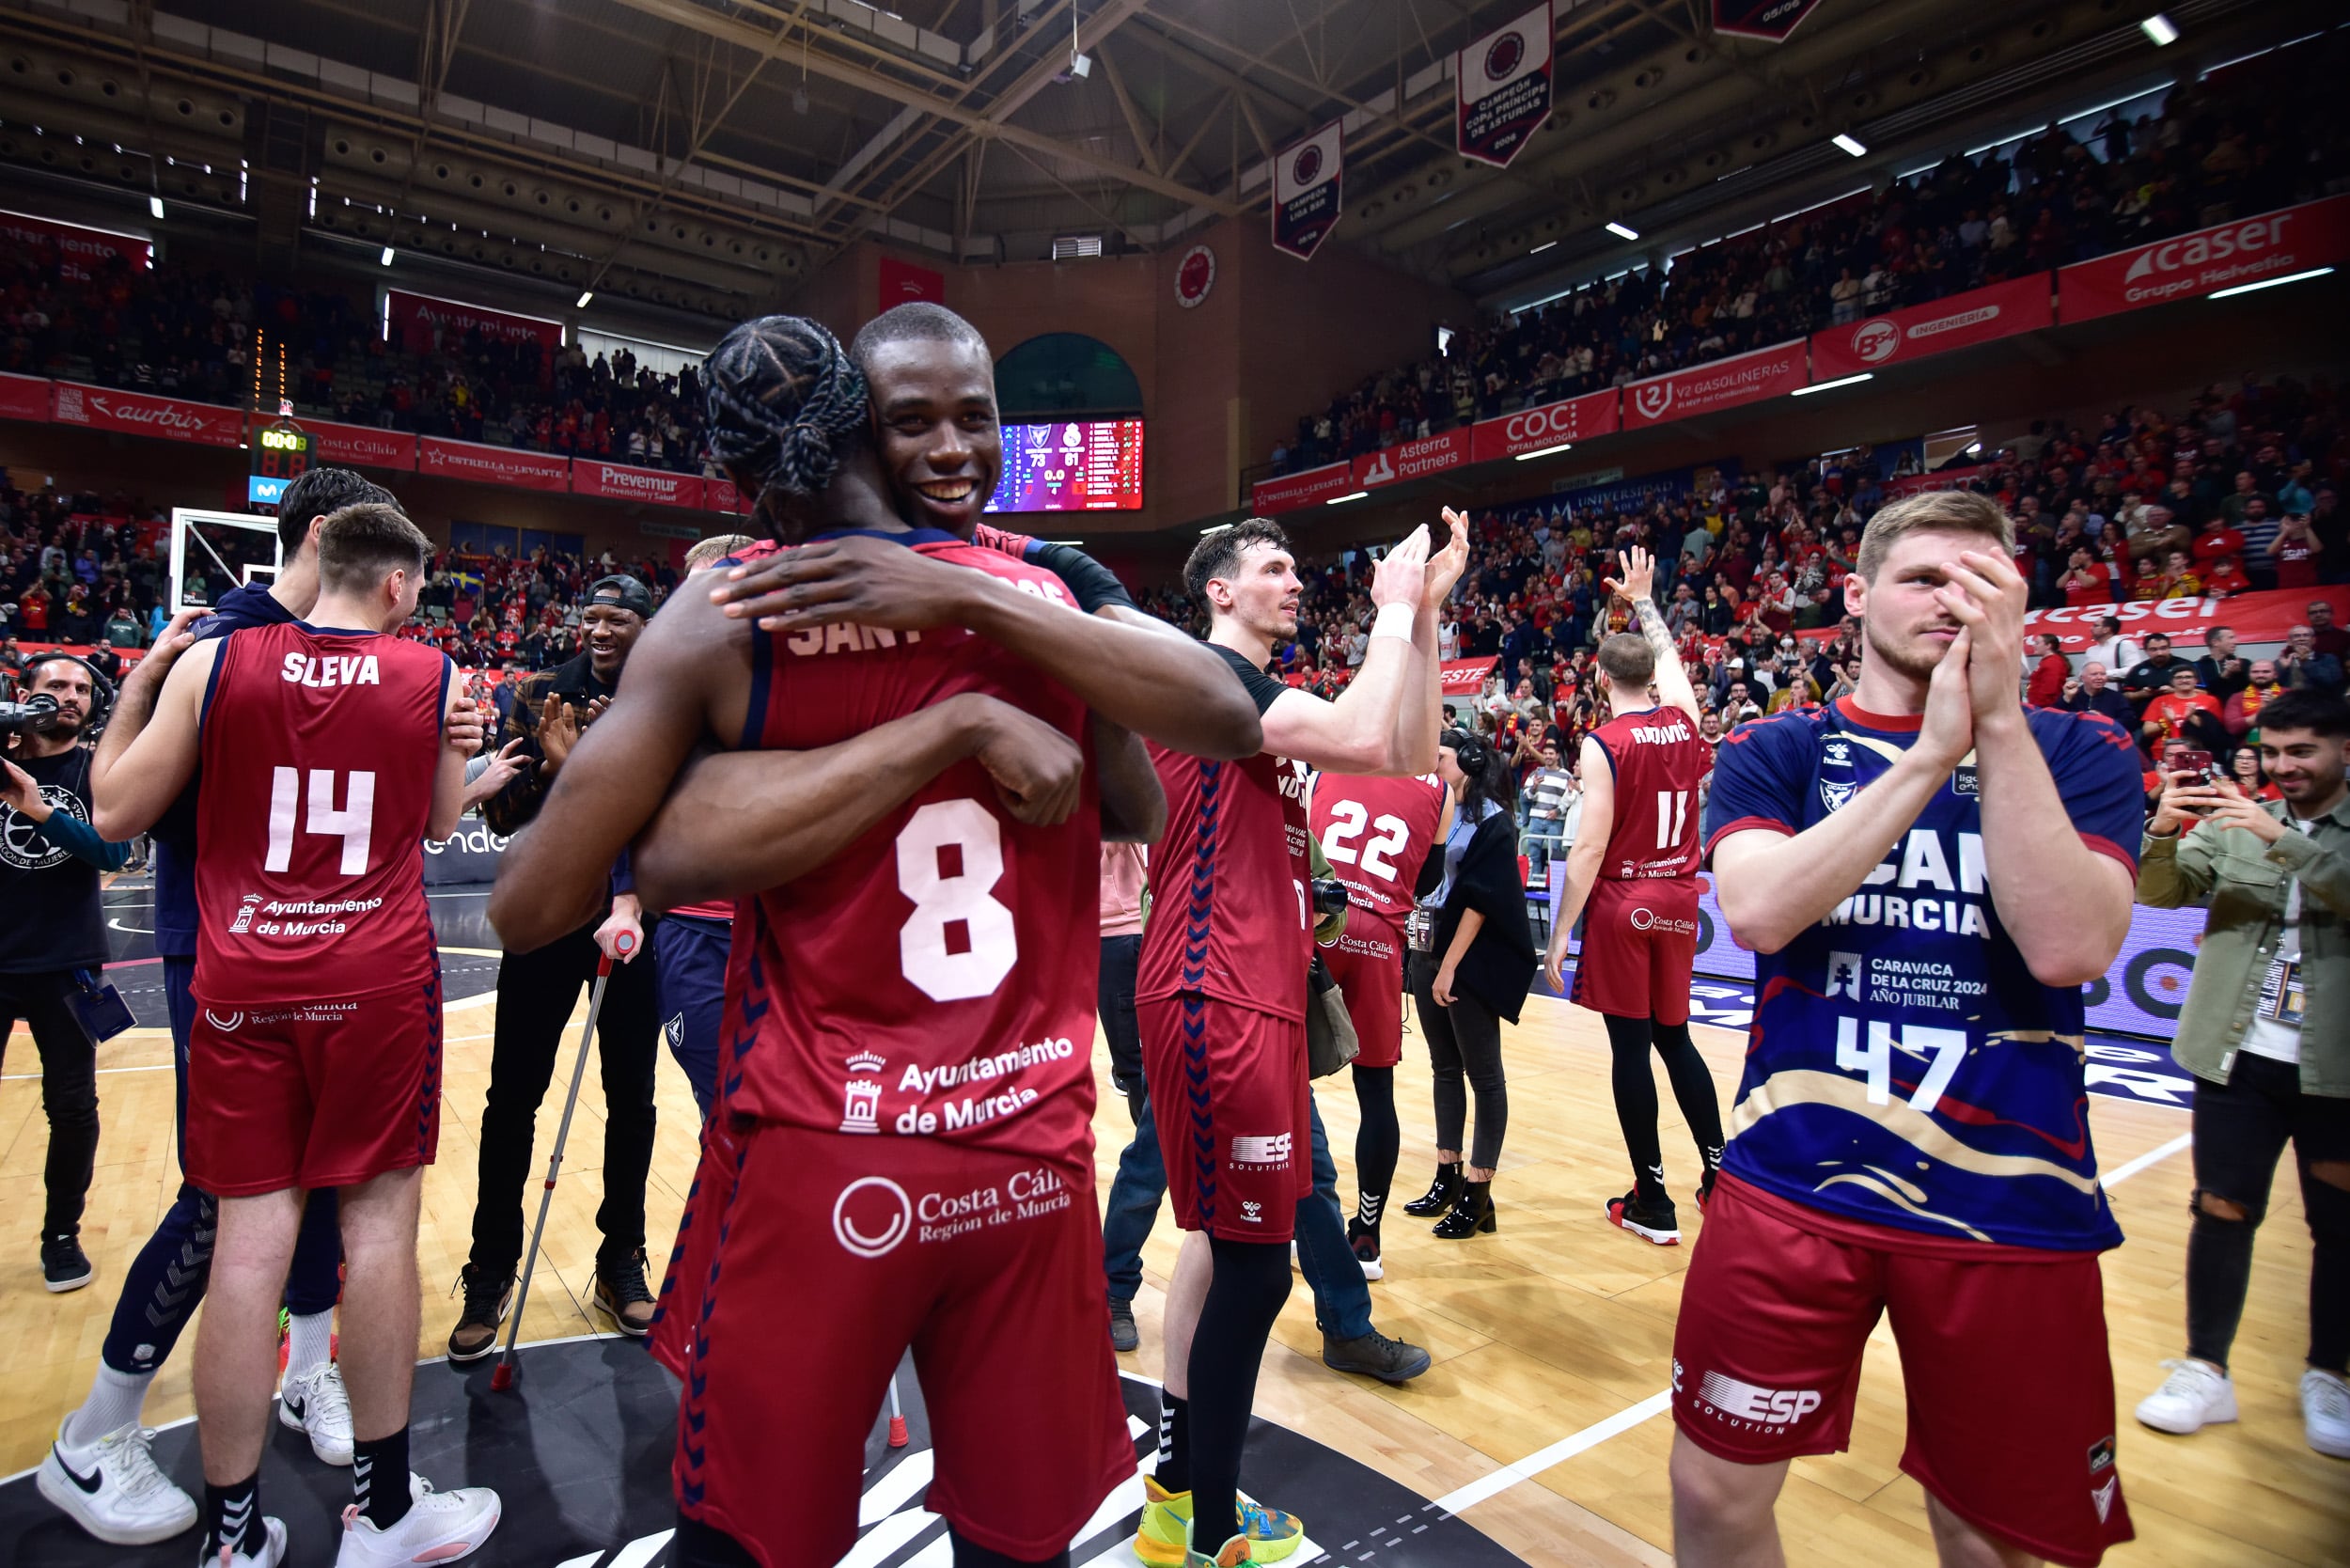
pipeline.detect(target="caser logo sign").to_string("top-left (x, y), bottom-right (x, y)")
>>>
top-left (2060, 196), bottom-right (2348, 322)
top-left (2120, 212), bottom-right (2294, 284)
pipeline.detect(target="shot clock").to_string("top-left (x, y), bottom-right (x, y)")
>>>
top-left (248, 419), bottom-right (313, 507)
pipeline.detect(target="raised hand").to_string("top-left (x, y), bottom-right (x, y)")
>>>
top-left (1426, 508), bottom-right (1472, 610)
top-left (1918, 626), bottom-right (1975, 771)
top-left (1371, 525), bottom-right (1431, 611)
top-left (1604, 546), bottom-right (1657, 606)
top-left (1932, 550), bottom-right (2029, 724)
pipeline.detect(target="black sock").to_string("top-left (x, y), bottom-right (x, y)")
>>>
top-left (1604, 1013), bottom-right (1668, 1200)
top-left (1154, 1393), bottom-right (1190, 1494)
top-left (205, 1473), bottom-right (259, 1559)
top-left (1187, 1237), bottom-right (1293, 1551)
top-left (673, 1513), bottom-right (760, 1568)
top-left (948, 1526), bottom-right (1072, 1567)
top-left (1653, 1022), bottom-right (1725, 1176)
top-left (354, 1428), bottom-right (412, 1531)
top-left (1351, 1065), bottom-right (1399, 1231)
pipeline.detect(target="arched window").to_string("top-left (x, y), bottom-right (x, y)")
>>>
top-left (993, 332), bottom-right (1142, 419)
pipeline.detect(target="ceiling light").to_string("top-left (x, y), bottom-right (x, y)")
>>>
top-left (2207, 266), bottom-right (2333, 300)
top-left (1793, 372), bottom-right (1874, 397)
top-left (2141, 13), bottom-right (2179, 46)
top-left (576, 290), bottom-right (594, 307)
top-left (1529, 240), bottom-right (1557, 255)
top-left (1067, 52), bottom-right (1092, 78)
top-left (1514, 443), bottom-right (1574, 462)
top-left (1605, 221), bottom-right (1639, 241)
top-left (791, 86), bottom-right (809, 114)
top-left (380, 245), bottom-right (395, 266)
top-left (1831, 133), bottom-right (1868, 158)
top-left (1965, 440), bottom-right (1984, 455)
top-left (1200, 524), bottom-right (1232, 535)
top-left (149, 196), bottom-right (164, 219)
top-left (1326, 491), bottom-right (1369, 506)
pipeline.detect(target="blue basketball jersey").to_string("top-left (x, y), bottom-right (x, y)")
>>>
top-left (1701, 697), bottom-right (2144, 1251)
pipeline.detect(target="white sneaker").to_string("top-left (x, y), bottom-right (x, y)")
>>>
top-left (206, 1515), bottom-right (290, 1568)
top-left (334, 1474), bottom-right (501, 1568)
top-left (280, 1362), bottom-right (355, 1466)
top-left (35, 1421), bottom-right (199, 1544)
top-left (2301, 1369), bottom-right (2350, 1459)
top-left (2134, 1358), bottom-right (2239, 1435)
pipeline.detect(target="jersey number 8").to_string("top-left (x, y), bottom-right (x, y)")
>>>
top-left (896, 799), bottom-right (1018, 1002)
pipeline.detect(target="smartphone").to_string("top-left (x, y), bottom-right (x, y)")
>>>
top-left (2170, 748), bottom-right (2216, 783)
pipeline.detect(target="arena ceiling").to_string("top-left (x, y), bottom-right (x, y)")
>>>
top-left (0, 0), bottom-right (2330, 329)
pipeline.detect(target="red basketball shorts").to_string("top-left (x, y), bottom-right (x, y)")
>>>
top-left (1139, 993), bottom-right (1311, 1243)
top-left (1571, 876), bottom-right (1700, 1025)
top-left (1320, 918), bottom-right (1405, 1069)
top-left (1672, 1174), bottom-right (2133, 1567)
top-left (185, 973), bottom-right (444, 1196)
top-left (668, 1124), bottom-right (1135, 1568)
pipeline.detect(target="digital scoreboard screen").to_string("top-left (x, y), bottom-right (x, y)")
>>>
top-left (985, 419), bottom-right (1145, 512)
top-left (248, 420), bottom-right (313, 507)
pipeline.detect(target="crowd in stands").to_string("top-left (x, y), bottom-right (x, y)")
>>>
top-left (0, 254), bottom-right (710, 473)
top-left (1267, 35), bottom-right (2347, 476)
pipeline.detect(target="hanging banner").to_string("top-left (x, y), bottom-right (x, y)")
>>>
top-left (303, 417), bottom-right (417, 471)
top-left (705, 477), bottom-right (753, 515)
top-left (2014, 585), bottom-right (2349, 652)
top-left (1271, 120), bottom-right (1345, 262)
top-left (1457, 4), bottom-right (1554, 169)
top-left (1352, 428), bottom-right (1471, 490)
top-left (878, 255), bottom-right (946, 306)
top-left (1883, 462), bottom-right (1994, 498)
top-left (1440, 656), bottom-right (1499, 697)
top-left (1810, 274), bottom-right (2053, 380)
top-left (416, 436), bottom-right (571, 492)
top-left (0, 371), bottom-right (52, 424)
top-left (385, 290), bottom-right (564, 356)
top-left (1622, 339), bottom-right (1807, 430)
top-left (0, 210), bottom-right (152, 281)
top-left (2057, 194), bottom-right (2350, 324)
top-left (1250, 461), bottom-right (1355, 515)
top-left (572, 460), bottom-right (706, 510)
top-left (1711, 0), bottom-right (1826, 42)
top-left (50, 382), bottom-right (243, 447)
top-left (1469, 386), bottom-right (1621, 463)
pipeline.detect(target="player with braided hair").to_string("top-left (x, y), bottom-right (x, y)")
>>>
top-left (489, 310), bottom-right (1261, 1568)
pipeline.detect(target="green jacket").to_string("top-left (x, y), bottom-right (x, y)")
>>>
top-left (2136, 793), bottom-right (2350, 1096)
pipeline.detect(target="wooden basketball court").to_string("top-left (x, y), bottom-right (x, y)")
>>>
top-left (3, 972), bottom-right (2341, 1566)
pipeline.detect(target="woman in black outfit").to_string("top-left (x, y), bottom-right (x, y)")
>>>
top-left (1402, 729), bottom-right (1540, 1239)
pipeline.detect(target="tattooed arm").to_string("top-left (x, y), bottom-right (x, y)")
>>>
top-left (1603, 547), bottom-right (1702, 724)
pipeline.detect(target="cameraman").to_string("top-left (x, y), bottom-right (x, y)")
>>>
top-left (1, 654), bottom-right (130, 1291)
top-left (2132, 689), bottom-right (2350, 1461)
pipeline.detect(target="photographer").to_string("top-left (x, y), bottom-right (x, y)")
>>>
top-left (1, 653), bottom-right (130, 1291)
top-left (2132, 689), bottom-right (2350, 1461)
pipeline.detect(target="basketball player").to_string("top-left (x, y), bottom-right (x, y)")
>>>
top-left (1540, 547), bottom-right (1725, 1246)
top-left (90, 503), bottom-right (499, 1568)
top-left (1679, 490), bottom-right (2145, 1567)
top-left (487, 311), bottom-right (1262, 1568)
top-left (1137, 512), bottom-right (1461, 1567)
top-left (1307, 765), bottom-right (1444, 1277)
top-left (40, 469), bottom-right (433, 1545)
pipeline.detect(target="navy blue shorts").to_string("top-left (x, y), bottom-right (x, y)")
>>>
top-left (654, 915), bottom-right (730, 1118)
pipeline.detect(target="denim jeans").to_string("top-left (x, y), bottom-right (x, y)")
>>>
top-left (1103, 1083), bottom-right (1372, 1341)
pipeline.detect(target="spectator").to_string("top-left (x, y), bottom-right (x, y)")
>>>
top-left (2225, 662), bottom-right (2287, 737)
top-left (2140, 663), bottom-right (2225, 753)
top-left (2026, 634), bottom-right (2073, 707)
top-left (2066, 660), bottom-right (2134, 727)
top-left (2279, 625), bottom-right (2348, 697)
top-left (2123, 632), bottom-right (2188, 713)
top-left (2085, 615), bottom-right (2143, 675)
top-left (2196, 629), bottom-right (2250, 700)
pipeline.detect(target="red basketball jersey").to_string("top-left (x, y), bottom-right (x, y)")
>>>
top-left (722, 535), bottom-right (1101, 1166)
top-left (1138, 741), bottom-right (1313, 1025)
top-left (1589, 705), bottom-right (1708, 881)
top-left (1308, 771), bottom-right (1444, 924)
top-left (194, 622), bottom-right (449, 1005)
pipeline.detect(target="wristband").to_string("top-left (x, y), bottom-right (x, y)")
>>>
top-left (1370, 602), bottom-right (1417, 643)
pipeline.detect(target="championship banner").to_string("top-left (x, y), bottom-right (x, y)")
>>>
top-left (304, 417), bottom-right (417, 471)
top-left (1810, 274), bottom-right (2053, 379)
top-left (1622, 338), bottom-right (1807, 429)
top-left (1250, 460), bottom-right (1354, 515)
top-left (1271, 120), bottom-right (1344, 262)
top-left (1711, 0), bottom-right (1825, 41)
top-left (1440, 656), bottom-right (1498, 697)
top-left (2058, 194), bottom-right (2350, 324)
top-left (0, 210), bottom-right (151, 281)
top-left (416, 436), bottom-right (571, 492)
top-left (1457, 4), bottom-right (1554, 170)
top-left (572, 460), bottom-right (706, 510)
top-left (0, 371), bottom-right (51, 424)
top-left (1352, 428), bottom-right (1470, 490)
top-left (50, 382), bottom-right (243, 447)
top-left (1469, 386), bottom-right (1620, 463)
top-left (385, 290), bottom-right (564, 356)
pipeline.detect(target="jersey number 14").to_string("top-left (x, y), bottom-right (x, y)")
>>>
top-left (267, 768), bottom-right (376, 874)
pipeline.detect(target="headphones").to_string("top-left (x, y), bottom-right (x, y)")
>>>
top-left (17, 651), bottom-right (118, 729)
top-left (1450, 733), bottom-right (1492, 776)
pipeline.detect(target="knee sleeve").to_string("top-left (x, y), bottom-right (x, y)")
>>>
top-left (1205, 1234), bottom-right (1293, 1321)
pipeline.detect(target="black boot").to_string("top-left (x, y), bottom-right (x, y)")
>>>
top-left (1402, 1162), bottom-right (1463, 1217)
top-left (1433, 1179), bottom-right (1496, 1238)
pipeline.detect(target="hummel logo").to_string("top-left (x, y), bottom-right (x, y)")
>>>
top-left (54, 1446), bottom-right (102, 1495)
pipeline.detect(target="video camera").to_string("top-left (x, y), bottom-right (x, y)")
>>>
top-left (0, 692), bottom-right (60, 737)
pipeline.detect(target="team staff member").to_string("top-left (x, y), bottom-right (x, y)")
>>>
top-left (450, 573), bottom-right (664, 1355)
top-left (1402, 730), bottom-right (1536, 1240)
top-left (1, 652), bottom-right (128, 1292)
top-left (2131, 689), bottom-right (2350, 1460)
top-left (1684, 491), bottom-right (2145, 1567)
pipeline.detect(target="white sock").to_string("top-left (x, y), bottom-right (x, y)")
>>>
top-left (63, 1363), bottom-right (154, 1450)
top-left (284, 1309), bottom-right (336, 1383)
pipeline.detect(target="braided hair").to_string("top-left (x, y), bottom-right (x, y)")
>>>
top-left (702, 315), bottom-right (869, 520)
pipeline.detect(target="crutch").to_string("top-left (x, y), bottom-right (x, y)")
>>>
top-left (885, 1373), bottom-right (909, 1448)
top-left (493, 939), bottom-right (627, 1390)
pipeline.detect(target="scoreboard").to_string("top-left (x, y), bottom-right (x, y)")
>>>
top-left (986, 419), bottom-right (1145, 512)
top-left (248, 419), bottom-right (313, 507)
